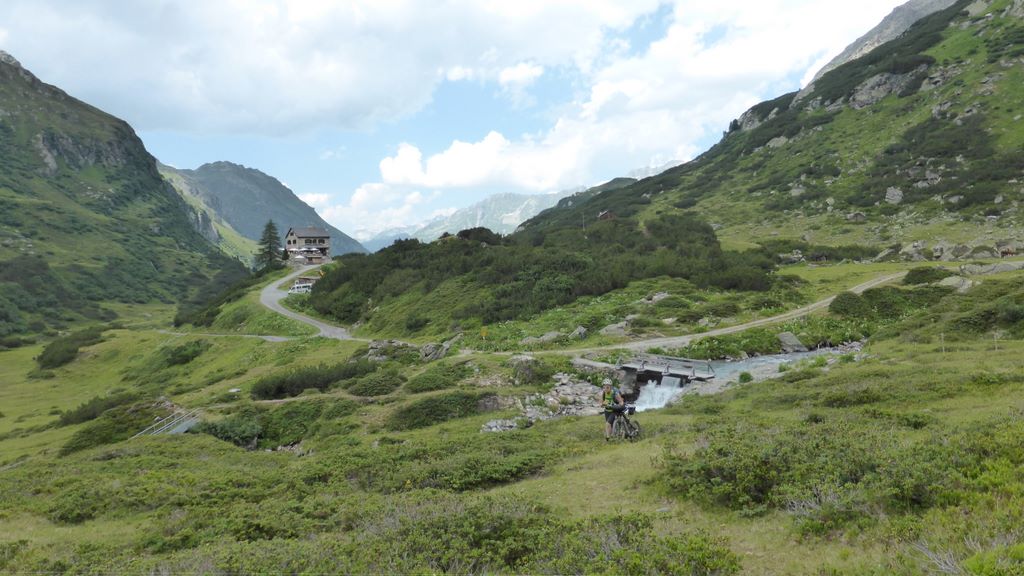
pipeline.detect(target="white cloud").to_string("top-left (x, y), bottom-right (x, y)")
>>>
top-left (345, 0), bottom-right (910, 203)
top-left (0, 0), bottom-right (661, 133)
top-left (498, 62), bottom-right (544, 87)
top-left (320, 182), bottom-right (435, 240)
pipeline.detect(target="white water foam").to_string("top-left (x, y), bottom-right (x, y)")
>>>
top-left (634, 376), bottom-right (684, 412)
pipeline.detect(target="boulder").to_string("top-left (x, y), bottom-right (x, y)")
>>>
top-left (846, 212), bottom-right (867, 223)
top-left (509, 355), bottom-right (538, 384)
top-left (885, 187), bottom-right (904, 205)
top-left (937, 275), bottom-right (975, 294)
top-left (481, 419), bottom-right (521, 433)
top-left (777, 331), bottom-right (808, 353)
top-left (600, 322), bottom-right (629, 336)
top-left (519, 331), bottom-right (563, 346)
top-left (569, 326), bottom-right (588, 340)
top-left (960, 261), bottom-right (1024, 276)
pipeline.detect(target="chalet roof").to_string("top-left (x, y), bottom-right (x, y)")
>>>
top-left (287, 226), bottom-right (330, 238)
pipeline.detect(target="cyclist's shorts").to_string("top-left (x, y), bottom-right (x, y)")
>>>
top-left (604, 411), bottom-right (616, 425)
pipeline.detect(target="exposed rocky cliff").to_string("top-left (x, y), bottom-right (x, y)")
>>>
top-left (160, 162), bottom-right (365, 255)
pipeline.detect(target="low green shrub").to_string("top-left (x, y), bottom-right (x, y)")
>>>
top-left (903, 266), bottom-right (954, 285)
top-left (58, 392), bottom-right (139, 426)
top-left (162, 340), bottom-right (211, 366)
top-left (59, 403), bottom-right (165, 456)
top-left (386, 392), bottom-right (490, 431)
top-left (406, 362), bottom-right (472, 393)
top-left (738, 372), bottom-right (753, 383)
top-left (250, 360), bottom-right (377, 400)
top-left (36, 326), bottom-right (106, 369)
top-left (829, 291), bottom-right (872, 319)
top-left (347, 369), bottom-right (405, 397)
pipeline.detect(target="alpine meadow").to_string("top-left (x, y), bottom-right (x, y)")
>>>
top-left (2, 1), bottom-right (1024, 574)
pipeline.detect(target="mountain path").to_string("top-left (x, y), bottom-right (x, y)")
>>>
top-left (553, 270), bottom-right (908, 355)
top-left (258, 265), bottom-right (369, 341)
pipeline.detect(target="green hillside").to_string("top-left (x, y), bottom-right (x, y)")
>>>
top-left (0, 54), bottom-right (246, 337)
top-left (522, 0), bottom-right (1024, 255)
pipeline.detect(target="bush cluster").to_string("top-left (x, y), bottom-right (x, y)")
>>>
top-left (346, 369), bottom-right (405, 397)
top-left (59, 403), bottom-right (164, 456)
top-left (36, 326), bottom-right (106, 369)
top-left (311, 214), bottom-right (773, 330)
top-left (660, 415), bottom-right (1024, 534)
top-left (405, 361), bottom-right (472, 393)
top-left (58, 392), bottom-right (139, 426)
top-left (250, 360), bottom-right (377, 400)
top-left (385, 392), bottom-right (489, 431)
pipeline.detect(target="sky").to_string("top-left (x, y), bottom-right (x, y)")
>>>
top-left (0, 0), bottom-right (909, 241)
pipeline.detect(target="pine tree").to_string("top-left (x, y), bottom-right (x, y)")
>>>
top-left (256, 220), bottom-right (282, 271)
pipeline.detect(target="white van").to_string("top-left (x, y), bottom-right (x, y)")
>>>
top-left (288, 284), bottom-right (312, 295)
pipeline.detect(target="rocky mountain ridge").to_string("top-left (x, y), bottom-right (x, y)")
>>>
top-left (160, 161), bottom-right (366, 255)
top-left (524, 0), bottom-right (1024, 261)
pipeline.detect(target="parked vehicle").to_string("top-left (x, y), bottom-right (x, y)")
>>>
top-left (288, 284), bottom-right (312, 295)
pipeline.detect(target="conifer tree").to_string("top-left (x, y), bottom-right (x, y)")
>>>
top-left (256, 220), bottom-right (282, 271)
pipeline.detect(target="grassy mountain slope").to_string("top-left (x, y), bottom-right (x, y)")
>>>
top-left (0, 52), bottom-right (246, 336)
top-left (160, 161), bottom-right (366, 255)
top-left (310, 212), bottom-right (778, 343)
top-left (2, 261), bottom-right (1024, 573)
top-left (522, 0), bottom-right (1024, 255)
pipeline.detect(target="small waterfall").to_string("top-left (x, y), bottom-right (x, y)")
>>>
top-left (634, 376), bottom-right (684, 412)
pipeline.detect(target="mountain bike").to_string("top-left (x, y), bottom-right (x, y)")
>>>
top-left (610, 404), bottom-right (641, 441)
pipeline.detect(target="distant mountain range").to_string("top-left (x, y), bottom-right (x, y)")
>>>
top-left (362, 191), bottom-right (570, 252)
top-left (160, 161), bottom-right (366, 257)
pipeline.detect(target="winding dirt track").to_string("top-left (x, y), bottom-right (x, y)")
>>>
top-left (248, 267), bottom-right (907, 353)
top-left (258, 265), bottom-right (368, 341)
top-left (554, 270), bottom-right (908, 355)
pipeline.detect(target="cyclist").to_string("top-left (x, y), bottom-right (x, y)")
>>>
top-left (597, 378), bottom-right (624, 441)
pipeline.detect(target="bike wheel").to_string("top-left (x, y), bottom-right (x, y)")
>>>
top-left (610, 418), bottom-right (624, 440)
top-left (627, 420), bottom-right (642, 442)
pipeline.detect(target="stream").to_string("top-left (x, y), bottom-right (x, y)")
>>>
top-left (633, 347), bottom-right (856, 412)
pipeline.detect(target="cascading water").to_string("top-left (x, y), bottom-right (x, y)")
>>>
top-left (634, 376), bottom-right (684, 412)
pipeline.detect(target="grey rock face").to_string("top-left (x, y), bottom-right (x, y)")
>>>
top-left (777, 332), bottom-right (808, 353)
top-left (0, 51), bottom-right (21, 67)
top-left (519, 331), bottom-right (563, 346)
top-left (804, 0), bottom-right (958, 87)
top-left (937, 275), bottom-right (975, 293)
top-left (600, 322), bottom-right (629, 336)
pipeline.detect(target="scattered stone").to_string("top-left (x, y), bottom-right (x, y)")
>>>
top-left (569, 326), bottom-right (588, 340)
top-left (642, 292), bottom-right (670, 304)
top-left (419, 334), bottom-right (461, 361)
top-left (885, 187), bottom-right (904, 205)
top-left (846, 212), bottom-right (867, 222)
top-left (937, 276), bottom-right (975, 294)
top-left (509, 355), bottom-right (538, 384)
top-left (777, 332), bottom-right (808, 353)
top-left (600, 322), bottom-right (629, 336)
top-left (960, 261), bottom-right (1024, 276)
top-left (873, 248), bottom-right (897, 262)
top-left (519, 331), bottom-right (564, 346)
top-left (481, 419), bottom-right (522, 433)
top-left (662, 318), bottom-right (677, 325)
